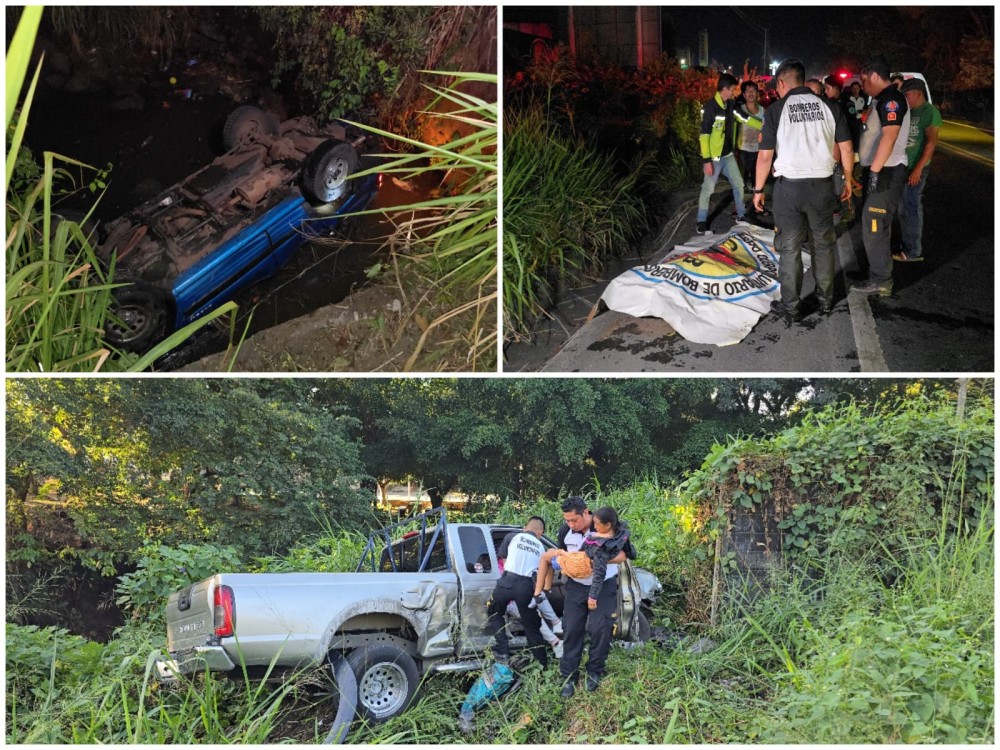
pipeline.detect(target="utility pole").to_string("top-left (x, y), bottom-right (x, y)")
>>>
top-left (957, 378), bottom-right (969, 419)
top-left (763, 27), bottom-right (769, 72)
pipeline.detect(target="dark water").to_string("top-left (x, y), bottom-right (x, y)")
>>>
top-left (22, 82), bottom-right (436, 367)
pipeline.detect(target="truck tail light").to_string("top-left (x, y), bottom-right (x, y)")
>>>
top-left (214, 585), bottom-right (236, 637)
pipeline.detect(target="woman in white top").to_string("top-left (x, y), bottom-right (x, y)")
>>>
top-left (737, 80), bottom-right (765, 214)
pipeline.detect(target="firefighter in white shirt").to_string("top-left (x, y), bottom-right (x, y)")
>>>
top-left (753, 59), bottom-right (855, 320)
top-left (486, 527), bottom-right (548, 667)
top-left (851, 57), bottom-right (910, 297)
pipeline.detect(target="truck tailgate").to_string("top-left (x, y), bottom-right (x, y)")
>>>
top-left (165, 577), bottom-right (216, 653)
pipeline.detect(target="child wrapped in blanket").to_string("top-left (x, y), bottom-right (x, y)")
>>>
top-left (533, 506), bottom-right (630, 611)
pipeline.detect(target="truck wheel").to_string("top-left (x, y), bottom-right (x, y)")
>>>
top-left (223, 105), bottom-right (278, 151)
top-left (104, 282), bottom-right (170, 352)
top-left (633, 611), bottom-right (652, 643)
top-left (323, 651), bottom-right (358, 744)
top-left (301, 140), bottom-right (359, 205)
top-left (345, 643), bottom-right (419, 722)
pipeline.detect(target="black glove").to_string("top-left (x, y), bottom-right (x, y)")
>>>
top-left (866, 169), bottom-right (886, 194)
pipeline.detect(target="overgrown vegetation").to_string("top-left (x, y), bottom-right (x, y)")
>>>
top-left (256, 7), bottom-right (436, 123)
top-left (502, 45), bottom-right (715, 339)
top-left (342, 71), bottom-right (497, 371)
top-left (8, 8), bottom-right (496, 372)
top-left (5, 9), bottom-right (234, 373)
top-left (502, 105), bottom-right (647, 337)
top-left (6, 384), bottom-right (992, 743)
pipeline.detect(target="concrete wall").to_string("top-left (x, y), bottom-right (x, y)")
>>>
top-left (569, 6), bottom-right (662, 68)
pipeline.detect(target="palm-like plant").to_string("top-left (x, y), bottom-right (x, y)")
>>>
top-left (344, 71), bottom-right (497, 371)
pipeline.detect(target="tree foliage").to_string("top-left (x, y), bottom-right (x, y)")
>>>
top-left (6, 379), bottom-right (372, 575)
top-left (6, 377), bottom-right (989, 637)
top-left (826, 7), bottom-right (993, 107)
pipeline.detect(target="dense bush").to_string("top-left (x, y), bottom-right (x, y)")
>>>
top-left (257, 7), bottom-right (439, 122)
top-left (115, 543), bottom-right (243, 619)
top-left (506, 48), bottom-right (715, 146)
top-left (502, 48), bottom-right (719, 338)
top-left (679, 393), bottom-right (993, 572)
top-left (503, 103), bottom-right (647, 336)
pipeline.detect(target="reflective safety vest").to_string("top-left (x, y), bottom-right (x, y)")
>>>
top-left (699, 91), bottom-right (762, 162)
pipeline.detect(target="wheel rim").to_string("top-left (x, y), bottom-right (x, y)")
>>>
top-left (235, 118), bottom-right (263, 146)
top-left (107, 304), bottom-right (150, 344)
top-left (320, 157), bottom-right (349, 201)
top-left (357, 662), bottom-right (408, 717)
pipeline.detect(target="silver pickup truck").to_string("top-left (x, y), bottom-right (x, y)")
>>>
top-left (156, 509), bottom-right (661, 737)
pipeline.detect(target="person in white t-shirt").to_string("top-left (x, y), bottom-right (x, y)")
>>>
top-left (498, 517), bottom-right (564, 658)
top-left (753, 59), bottom-right (855, 320)
top-left (486, 524), bottom-right (548, 667)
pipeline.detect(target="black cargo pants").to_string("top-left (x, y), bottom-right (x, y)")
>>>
top-left (772, 175), bottom-right (838, 308)
top-left (860, 164), bottom-right (907, 286)
top-left (560, 577), bottom-right (618, 683)
top-left (486, 571), bottom-right (548, 667)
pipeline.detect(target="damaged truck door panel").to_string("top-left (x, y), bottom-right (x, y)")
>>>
top-left (155, 508), bottom-right (662, 732)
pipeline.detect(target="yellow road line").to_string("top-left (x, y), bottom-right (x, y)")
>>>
top-left (937, 141), bottom-right (994, 167)
top-left (942, 119), bottom-right (994, 135)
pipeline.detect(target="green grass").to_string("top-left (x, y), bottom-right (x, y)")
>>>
top-left (6, 501), bottom-right (992, 744)
top-left (7, 390), bottom-right (993, 745)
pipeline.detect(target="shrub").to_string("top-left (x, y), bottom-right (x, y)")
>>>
top-left (503, 103), bottom-right (647, 337)
top-left (252, 527), bottom-right (367, 573)
top-left (114, 543), bottom-right (243, 619)
top-left (679, 394), bottom-right (994, 571)
top-left (256, 7), bottom-right (437, 122)
top-left (6, 624), bottom-right (104, 703)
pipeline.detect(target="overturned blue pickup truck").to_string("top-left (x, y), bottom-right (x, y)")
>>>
top-left (99, 106), bottom-right (380, 352)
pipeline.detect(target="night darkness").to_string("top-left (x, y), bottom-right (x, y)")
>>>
top-left (503, 5), bottom-right (993, 80)
top-left (503, 5), bottom-right (843, 67)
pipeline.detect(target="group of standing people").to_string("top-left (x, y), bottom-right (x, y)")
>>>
top-left (699, 57), bottom-right (942, 320)
top-left (486, 496), bottom-right (635, 697)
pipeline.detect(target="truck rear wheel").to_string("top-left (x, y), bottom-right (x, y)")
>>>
top-left (323, 651), bottom-right (358, 743)
top-left (345, 643), bottom-right (419, 722)
top-left (301, 140), bottom-right (359, 205)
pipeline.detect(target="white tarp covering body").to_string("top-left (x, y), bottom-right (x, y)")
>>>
top-left (601, 223), bottom-right (809, 346)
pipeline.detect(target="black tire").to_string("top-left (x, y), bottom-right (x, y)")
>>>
top-left (323, 651), bottom-right (358, 744)
top-left (344, 644), bottom-right (419, 722)
top-left (633, 611), bottom-right (652, 643)
top-left (104, 282), bottom-right (169, 352)
top-left (301, 140), bottom-right (359, 205)
top-left (223, 105), bottom-right (277, 151)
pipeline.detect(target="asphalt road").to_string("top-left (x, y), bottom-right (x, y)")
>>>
top-left (537, 124), bottom-right (994, 374)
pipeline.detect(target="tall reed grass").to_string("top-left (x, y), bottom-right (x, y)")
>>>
top-left (343, 71), bottom-right (497, 370)
top-left (502, 103), bottom-right (647, 338)
top-left (5, 9), bottom-right (230, 372)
